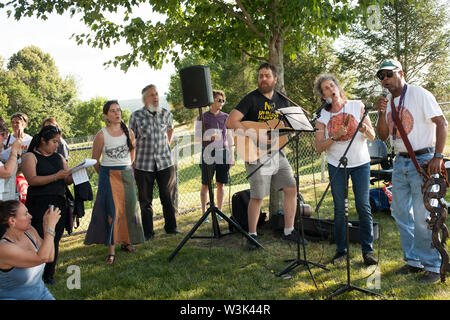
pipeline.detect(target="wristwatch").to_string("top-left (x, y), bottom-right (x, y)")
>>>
top-left (433, 152), bottom-right (444, 159)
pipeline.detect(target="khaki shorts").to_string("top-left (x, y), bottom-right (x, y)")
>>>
top-left (245, 153), bottom-right (296, 199)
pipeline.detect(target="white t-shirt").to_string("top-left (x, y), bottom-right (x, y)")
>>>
top-left (317, 100), bottom-right (371, 168)
top-left (100, 128), bottom-right (132, 166)
top-left (384, 84), bottom-right (443, 153)
top-left (6, 133), bottom-right (32, 151)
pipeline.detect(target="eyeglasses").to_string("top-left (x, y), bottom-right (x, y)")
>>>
top-left (376, 70), bottom-right (398, 81)
top-left (216, 98), bottom-right (226, 104)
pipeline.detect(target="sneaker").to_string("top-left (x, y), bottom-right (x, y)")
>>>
top-left (394, 264), bottom-right (424, 275)
top-left (331, 251), bottom-right (347, 265)
top-left (419, 271), bottom-right (440, 283)
top-left (282, 229), bottom-right (309, 245)
top-left (247, 234), bottom-right (260, 251)
top-left (363, 253), bottom-right (378, 266)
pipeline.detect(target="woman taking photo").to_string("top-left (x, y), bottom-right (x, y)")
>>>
top-left (0, 200), bottom-right (60, 300)
top-left (84, 100), bottom-right (144, 264)
top-left (21, 125), bottom-right (73, 284)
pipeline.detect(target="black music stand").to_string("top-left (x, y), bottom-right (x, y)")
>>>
top-left (267, 110), bottom-right (328, 287)
top-left (312, 106), bottom-right (383, 299)
top-left (168, 107), bottom-right (263, 262)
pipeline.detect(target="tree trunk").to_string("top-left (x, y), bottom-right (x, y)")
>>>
top-left (268, 31), bottom-right (286, 217)
top-left (268, 31), bottom-right (285, 94)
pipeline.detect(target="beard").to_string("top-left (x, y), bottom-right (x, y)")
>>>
top-left (147, 104), bottom-right (160, 113)
top-left (258, 81), bottom-right (276, 94)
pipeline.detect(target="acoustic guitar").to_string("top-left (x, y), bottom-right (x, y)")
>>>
top-left (233, 119), bottom-right (291, 163)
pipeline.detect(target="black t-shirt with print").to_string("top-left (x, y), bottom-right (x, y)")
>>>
top-left (235, 89), bottom-right (290, 122)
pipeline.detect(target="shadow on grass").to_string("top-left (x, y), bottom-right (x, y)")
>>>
top-left (53, 192), bottom-right (449, 300)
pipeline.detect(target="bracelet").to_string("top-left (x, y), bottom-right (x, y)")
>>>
top-left (45, 226), bottom-right (56, 237)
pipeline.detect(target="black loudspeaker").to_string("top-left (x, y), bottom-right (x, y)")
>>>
top-left (179, 65), bottom-right (214, 109)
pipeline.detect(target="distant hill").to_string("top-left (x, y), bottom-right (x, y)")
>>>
top-left (119, 96), bottom-right (170, 112)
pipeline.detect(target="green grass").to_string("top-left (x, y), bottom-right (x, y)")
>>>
top-left (51, 182), bottom-right (450, 300)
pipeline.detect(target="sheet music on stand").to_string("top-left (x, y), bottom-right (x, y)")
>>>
top-left (278, 107), bottom-right (315, 132)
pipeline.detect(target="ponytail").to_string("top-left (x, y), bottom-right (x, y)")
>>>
top-left (27, 126), bottom-right (62, 153)
top-left (120, 121), bottom-right (134, 151)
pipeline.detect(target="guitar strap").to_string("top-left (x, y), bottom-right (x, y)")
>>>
top-left (389, 86), bottom-right (422, 174)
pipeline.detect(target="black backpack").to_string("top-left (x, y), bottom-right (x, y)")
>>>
top-left (229, 189), bottom-right (266, 232)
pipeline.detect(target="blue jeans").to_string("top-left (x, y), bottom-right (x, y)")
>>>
top-left (328, 162), bottom-right (374, 255)
top-left (391, 153), bottom-right (441, 273)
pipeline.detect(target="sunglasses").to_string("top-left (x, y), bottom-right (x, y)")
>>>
top-left (376, 70), bottom-right (398, 81)
top-left (216, 98), bottom-right (226, 104)
top-left (43, 125), bottom-right (61, 134)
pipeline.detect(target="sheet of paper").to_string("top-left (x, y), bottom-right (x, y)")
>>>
top-left (279, 107), bottom-right (314, 131)
top-left (72, 168), bottom-right (89, 185)
top-left (70, 158), bottom-right (97, 173)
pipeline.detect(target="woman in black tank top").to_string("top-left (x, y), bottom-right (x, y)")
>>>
top-left (21, 125), bottom-right (73, 284)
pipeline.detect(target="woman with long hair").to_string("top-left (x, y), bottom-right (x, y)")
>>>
top-left (21, 125), bottom-right (73, 284)
top-left (84, 100), bottom-right (144, 264)
top-left (313, 73), bottom-right (378, 266)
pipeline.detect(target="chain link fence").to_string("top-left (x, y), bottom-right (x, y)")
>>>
top-left (66, 104), bottom-right (450, 236)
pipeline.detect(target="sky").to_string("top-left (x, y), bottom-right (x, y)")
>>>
top-left (0, 10), bottom-right (176, 102)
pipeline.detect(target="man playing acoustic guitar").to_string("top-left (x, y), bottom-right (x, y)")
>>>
top-left (226, 63), bottom-right (306, 250)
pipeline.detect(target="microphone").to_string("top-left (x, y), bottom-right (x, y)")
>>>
top-left (382, 88), bottom-right (389, 98)
top-left (315, 97), bottom-right (332, 115)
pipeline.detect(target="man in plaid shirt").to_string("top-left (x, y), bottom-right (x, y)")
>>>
top-left (129, 84), bottom-right (179, 240)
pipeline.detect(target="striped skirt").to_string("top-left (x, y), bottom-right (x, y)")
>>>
top-left (84, 165), bottom-right (145, 246)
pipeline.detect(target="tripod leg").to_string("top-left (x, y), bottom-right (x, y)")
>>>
top-left (167, 208), bottom-right (212, 261)
top-left (351, 285), bottom-right (383, 297)
top-left (326, 285), bottom-right (353, 300)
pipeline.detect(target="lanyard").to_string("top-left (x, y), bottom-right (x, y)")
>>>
top-left (390, 84), bottom-right (408, 140)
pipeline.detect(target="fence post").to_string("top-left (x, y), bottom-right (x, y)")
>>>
top-left (172, 136), bottom-right (179, 213)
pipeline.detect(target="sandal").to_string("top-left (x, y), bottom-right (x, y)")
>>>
top-left (106, 254), bottom-right (115, 265)
top-left (121, 244), bottom-right (136, 252)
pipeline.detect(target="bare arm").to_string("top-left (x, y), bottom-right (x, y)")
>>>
top-left (22, 153), bottom-right (72, 186)
top-left (0, 207), bottom-right (60, 268)
top-left (225, 109), bottom-right (245, 130)
top-left (61, 155), bottom-right (73, 185)
top-left (314, 121), bottom-right (335, 154)
top-left (427, 115), bottom-right (448, 175)
top-left (0, 140), bottom-right (22, 178)
top-left (91, 130), bottom-right (104, 174)
top-left (359, 103), bottom-right (376, 141)
top-left (167, 128), bottom-right (174, 145)
top-left (129, 130), bottom-right (136, 163)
